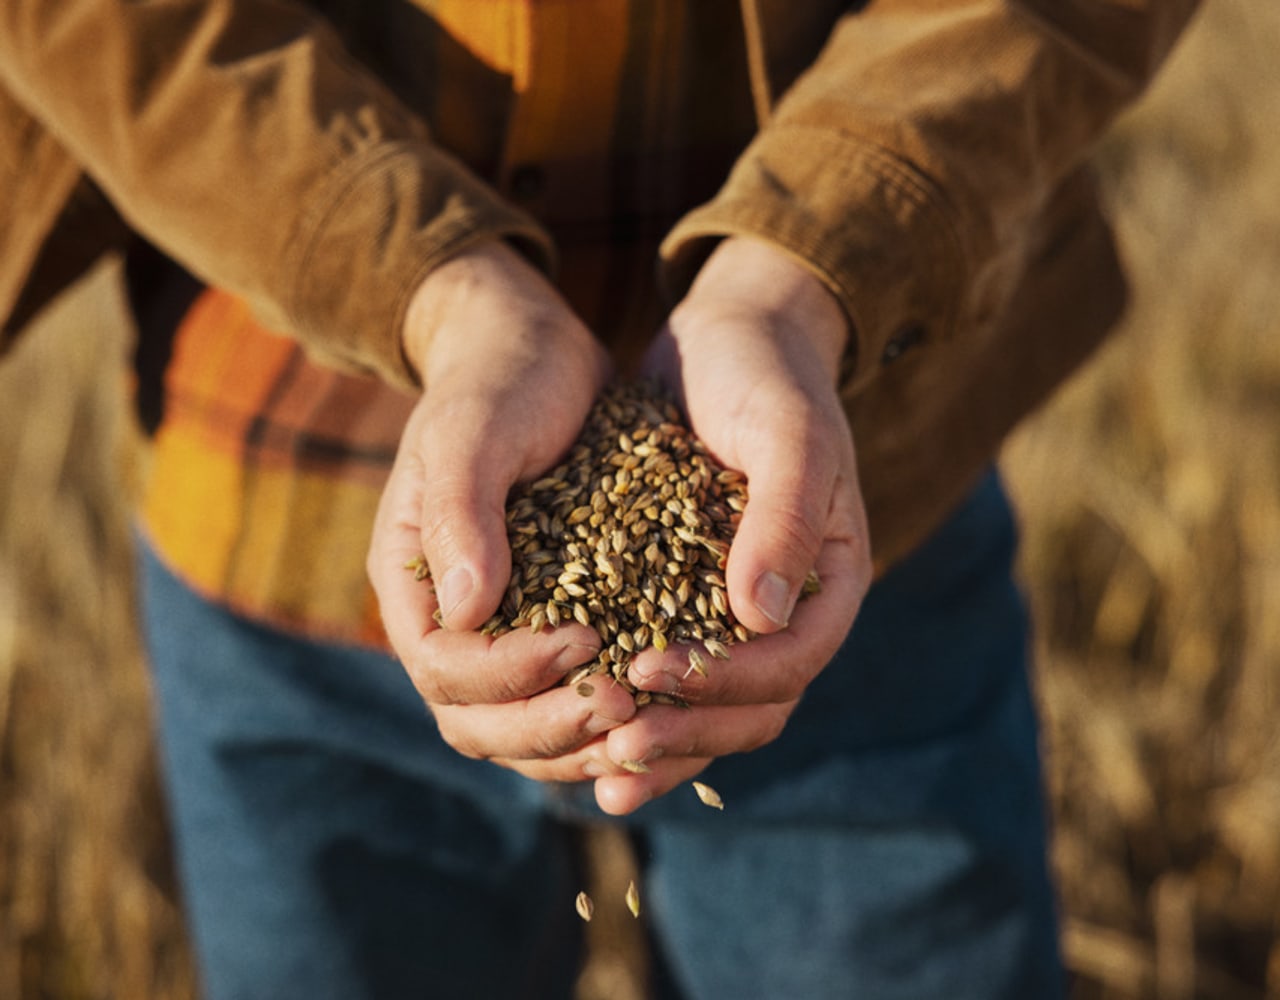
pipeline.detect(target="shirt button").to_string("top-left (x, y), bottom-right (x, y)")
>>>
top-left (508, 164), bottom-right (546, 202)
top-left (881, 323), bottom-right (926, 365)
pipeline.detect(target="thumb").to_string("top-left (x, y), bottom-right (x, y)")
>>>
top-left (416, 415), bottom-right (515, 633)
top-left (725, 431), bottom-right (834, 635)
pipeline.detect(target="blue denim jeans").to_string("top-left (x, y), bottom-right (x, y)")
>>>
top-left (138, 472), bottom-right (1064, 1000)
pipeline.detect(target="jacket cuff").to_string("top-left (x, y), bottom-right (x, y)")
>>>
top-left (659, 124), bottom-right (965, 388)
top-left (282, 139), bottom-right (555, 392)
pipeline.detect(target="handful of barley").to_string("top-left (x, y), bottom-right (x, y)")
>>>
top-left (490, 379), bottom-right (757, 697)
top-left (409, 380), bottom-right (796, 700)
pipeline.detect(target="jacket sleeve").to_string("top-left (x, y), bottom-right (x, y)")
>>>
top-left (0, 0), bottom-right (552, 388)
top-left (660, 0), bottom-right (1201, 388)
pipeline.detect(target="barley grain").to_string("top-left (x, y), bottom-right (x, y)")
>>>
top-left (692, 781), bottom-right (724, 810)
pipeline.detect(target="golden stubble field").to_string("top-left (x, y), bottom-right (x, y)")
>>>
top-left (1, 2), bottom-right (1278, 996)
top-left (1002, 1), bottom-right (1280, 995)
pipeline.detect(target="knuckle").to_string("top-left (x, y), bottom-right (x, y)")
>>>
top-left (518, 702), bottom-right (573, 760)
top-left (434, 718), bottom-right (487, 761)
top-left (530, 733), bottom-right (569, 760)
top-left (488, 658), bottom-right (548, 705)
top-left (745, 703), bottom-right (792, 752)
top-left (768, 505), bottom-right (825, 565)
top-left (417, 508), bottom-right (459, 561)
top-left (777, 654), bottom-right (822, 703)
top-left (525, 728), bottom-right (570, 761)
top-left (406, 660), bottom-right (463, 708)
top-left (762, 702), bottom-right (793, 743)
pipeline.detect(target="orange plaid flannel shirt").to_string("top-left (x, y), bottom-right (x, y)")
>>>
top-left (141, 1), bottom-right (759, 647)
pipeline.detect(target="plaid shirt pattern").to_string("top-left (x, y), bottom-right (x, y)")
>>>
top-left (140, 0), bottom-right (758, 646)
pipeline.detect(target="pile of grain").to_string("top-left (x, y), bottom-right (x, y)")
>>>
top-left (412, 380), bottom-right (802, 699)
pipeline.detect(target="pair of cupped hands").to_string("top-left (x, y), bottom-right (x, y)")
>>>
top-left (368, 236), bottom-right (872, 815)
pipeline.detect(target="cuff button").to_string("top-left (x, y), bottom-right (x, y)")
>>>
top-left (508, 164), bottom-right (547, 202)
top-left (881, 323), bottom-right (926, 365)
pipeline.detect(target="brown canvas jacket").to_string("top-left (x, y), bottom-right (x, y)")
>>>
top-left (0, 0), bottom-right (1200, 569)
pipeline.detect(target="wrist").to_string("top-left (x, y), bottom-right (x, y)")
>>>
top-left (680, 237), bottom-right (851, 380)
top-left (400, 239), bottom-right (548, 384)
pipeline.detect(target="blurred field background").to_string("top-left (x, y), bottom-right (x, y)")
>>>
top-left (1, 1), bottom-right (1277, 996)
top-left (1002, 0), bottom-right (1280, 995)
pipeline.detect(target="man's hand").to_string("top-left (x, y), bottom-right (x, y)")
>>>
top-left (593, 237), bottom-right (874, 814)
top-left (367, 240), bottom-right (637, 777)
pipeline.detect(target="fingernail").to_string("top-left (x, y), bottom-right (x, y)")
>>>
top-left (556, 642), bottom-right (603, 674)
top-left (582, 760), bottom-right (609, 778)
top-left (752, 570), bottom-right (796, 626)
top-left (627, 664), bottom-right (680, 695)
top-left (586, 713), bottom-right (622, 735)
top-left (436, 566), bottom-right (474, 620)
top-left (612, 747), bottom-right (662, 771)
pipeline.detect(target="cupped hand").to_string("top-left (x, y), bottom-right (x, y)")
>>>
top-left (593, 236), bottom-right (875, 814)
top-left (367, 240), bottom-right (637, 777)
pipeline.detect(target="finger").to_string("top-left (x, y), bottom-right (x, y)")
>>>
top-left (367, 445), bottom-right (437, 655)
top-left (627, 533), bottom-right (868, 705)
top-left (402, 623), bottom-right (601, 706)
top-left (593, 757), bottom-right (715, 816)
top-left (491, 741), bottom-right (697, 787)
top-left (604, 700), bottom-right (797, 764)
top-left (490, 736), bottom-right (625, 784)
top-left (432, 674), bottom-right (637, 761)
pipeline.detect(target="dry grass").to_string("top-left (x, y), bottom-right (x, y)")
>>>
top-left (0, 265), bottom-right (195, 998)
top-left (1, 1), bottom-right (1277, 995)
top-left (1003, 1), bottom-right (1280, 996)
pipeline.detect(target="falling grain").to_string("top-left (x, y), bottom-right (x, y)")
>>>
top-left (692, 781), bottom-right (724, 810)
